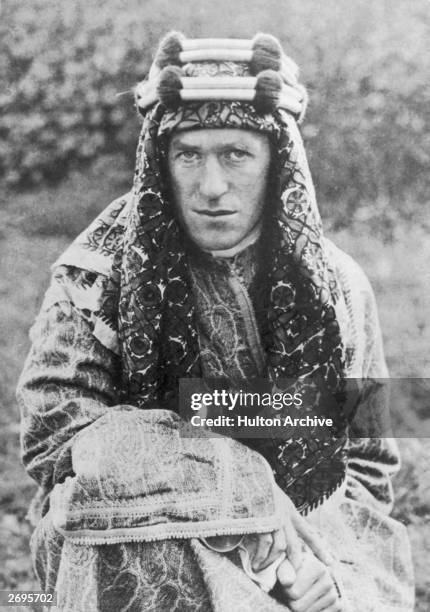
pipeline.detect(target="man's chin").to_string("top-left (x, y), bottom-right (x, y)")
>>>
top-left (183, 225), bottom-right (238, 251)
top-left (193, 236), bottom-right (242, 252)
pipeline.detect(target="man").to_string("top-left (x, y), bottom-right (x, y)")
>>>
top-left (17, 33), bottom-right (414, 611)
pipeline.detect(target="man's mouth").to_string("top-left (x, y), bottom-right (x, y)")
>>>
top-left (195, 210), bottom-right (236, 217)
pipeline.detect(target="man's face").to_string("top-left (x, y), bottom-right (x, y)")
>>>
top-left (167, 128), bottom-right (271, 251)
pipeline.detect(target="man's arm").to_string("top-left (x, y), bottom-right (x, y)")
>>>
top-left (17, 266), bottom-right (121, 493)
top-left (338, 246), bottom-right (400, 514)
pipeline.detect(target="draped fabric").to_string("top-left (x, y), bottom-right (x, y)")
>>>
top-left (31, 409), bottom-right (414, 612)
top-left (20, 247), bottom-right (415, 611)
top-left (119, 102), bottom-right (345, 409)
top-left (49, 98), bottom-right (352, 514)
top-left (17, 50), bottom-right (415, 612)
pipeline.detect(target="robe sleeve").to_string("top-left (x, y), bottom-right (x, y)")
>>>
top-left (343, 254), bottom-right (400, 515)
top-left (16, 266), bottom-right (122, 495)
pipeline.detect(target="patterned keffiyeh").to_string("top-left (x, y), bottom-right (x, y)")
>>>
top-left (52, 93), bottom-right (353, 514)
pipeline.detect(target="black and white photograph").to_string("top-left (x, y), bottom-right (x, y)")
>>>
top-left (1, 1), bottom-right (429, 610)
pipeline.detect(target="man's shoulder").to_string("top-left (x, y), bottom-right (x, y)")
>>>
top-left (39, 192), bottom-right (132, 321)
top-left (323, 237), bottom-right (374, 300)
top-left (52, 191), bottom-right (133, 277)
top-left (324, 238), bottom-right (387, 376)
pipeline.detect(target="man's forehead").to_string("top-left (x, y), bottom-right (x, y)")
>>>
top-left (169, 128), bottom-right (269, 150)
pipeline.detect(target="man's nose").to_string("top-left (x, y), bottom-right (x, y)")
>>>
top-left (198, 157), bottom-right (228, 201)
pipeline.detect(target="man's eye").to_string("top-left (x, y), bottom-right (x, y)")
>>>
top-left (225, 149), bottom-right (250, 162)
top-left (178, 151), bottom-right (199, 163)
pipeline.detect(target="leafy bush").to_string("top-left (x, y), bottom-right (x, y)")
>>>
top-left (2, 0), bottom-right (430, 224)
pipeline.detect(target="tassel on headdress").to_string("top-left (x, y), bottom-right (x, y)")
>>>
top-left (154, 31), bottom-right (185, 68)
top-left (135, 31), bottom-right (307, 122)
top-left (155, 32), bottom-right (283, 73)
top-left (157, 66), bottom-right (183, 108)
top-left (254, 69), bottom-right (283, 115)
top-left (250, 33), bottom-right (283, 74)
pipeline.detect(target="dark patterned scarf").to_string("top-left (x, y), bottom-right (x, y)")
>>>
top-left (89, 100), bottom-right (348, 512)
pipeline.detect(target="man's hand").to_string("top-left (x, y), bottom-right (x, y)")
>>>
top-left (241, 495), bottom-right (333, 572)
top-left (277, 551), bottom-right (342, 612)
top-left (242, 528), bottom-right (287, 572)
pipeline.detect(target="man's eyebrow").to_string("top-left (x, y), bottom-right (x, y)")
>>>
top-left (170, 138), bottom-right (201, 150)
top-left (169, 137), bottom-right (259, 155)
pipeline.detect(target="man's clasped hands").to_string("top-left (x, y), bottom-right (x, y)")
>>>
top-left (205, 495), bottom-right (342, 612)
top-left (243, 495), bottom-right (342, 611)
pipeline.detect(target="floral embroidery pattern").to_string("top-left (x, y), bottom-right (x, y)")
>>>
top-left (49, 100), bottom-right (349, 512)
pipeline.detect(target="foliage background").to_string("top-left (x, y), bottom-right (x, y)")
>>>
top-left (1, 0), bottom-right (429, 609)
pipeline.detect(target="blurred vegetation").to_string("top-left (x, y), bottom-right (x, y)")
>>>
top-left (1, 0), bottom-right (430, 227)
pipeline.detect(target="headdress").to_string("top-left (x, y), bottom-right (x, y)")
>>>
top-left (54, 32), bottom-right (351, 513)
top-left (135, 32), bottom-right (307, 121)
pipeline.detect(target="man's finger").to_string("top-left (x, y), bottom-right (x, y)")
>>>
top-left (300, 588), bottom-right (340, 612)
top-left (284, 552), bottom-right (326, 601)
top-left (292, 513), bottom-right (334, 567)
top-left (277, 558), bottom-right (296, 588)
top-left (287, 569), bottom-right (334, 609)
top-left (283, 518), bottom-right (303, 570)
top-left (257, 528), bottom-right (286, 570)
top-left (250, 533), bottom-right (273, 570)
